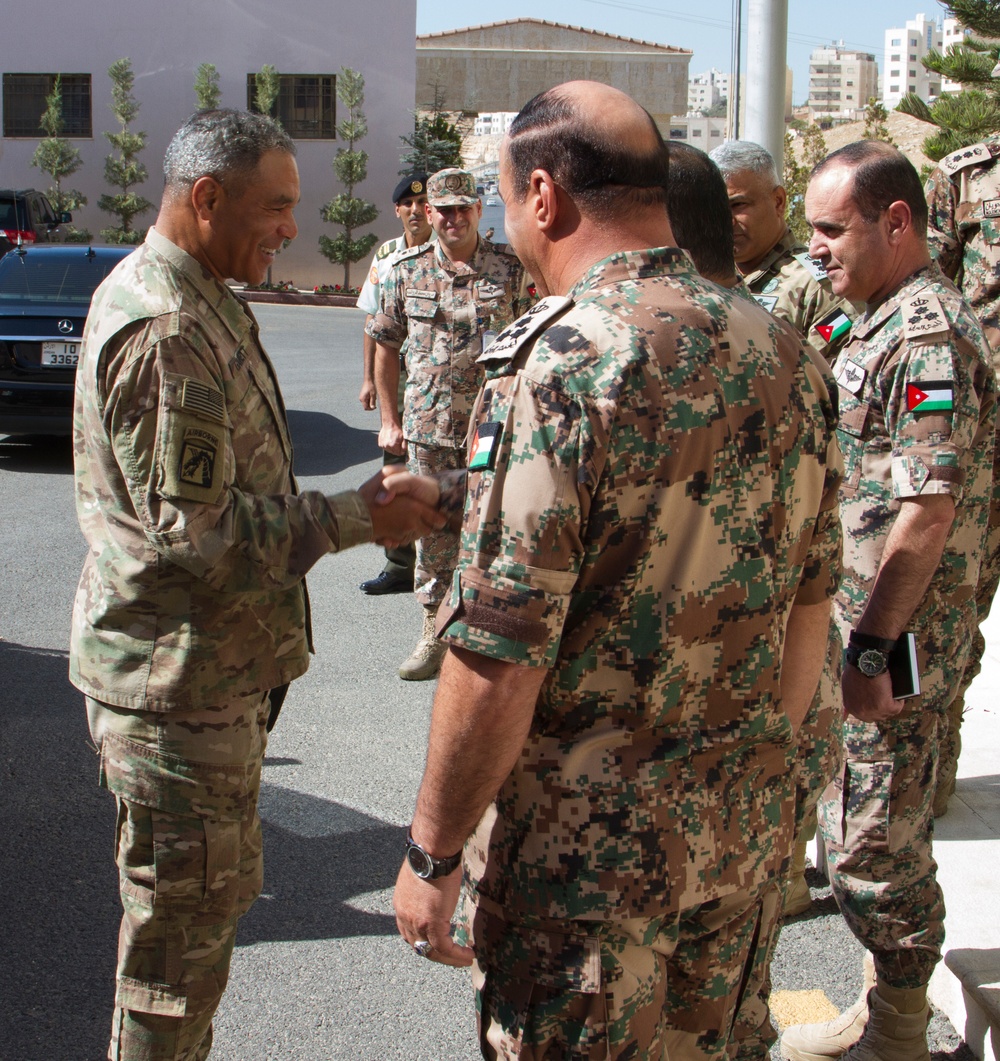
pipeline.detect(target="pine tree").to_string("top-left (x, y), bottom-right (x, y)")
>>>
top-left (896, 1), bottom-right (1000, 159)
top-left (98, 59), bottom-right (153, 244)
top-left (194, 63), bottom-right (221, 111)
top-left (318, 68), bottom-right (379, 290)
top-left (863, 97), bottom-right (896, 144)
top-left (31, 75), bottom-right (89, 235)
top-left (400, 85), bottom-right (464, 175)
top-left (254, 65), bottom-right (281, 123)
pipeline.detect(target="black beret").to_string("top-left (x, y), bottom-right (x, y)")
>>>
top-left (392, 173), bottom-right (428, 203)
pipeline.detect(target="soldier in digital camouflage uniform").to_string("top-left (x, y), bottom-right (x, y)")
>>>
top-left (355, 172), bottom-right (431, 597)
top-left (368, 168), bottom-right (530, 681)
top-left (70, 110), bottom-right (442, 1061)
top-left (391, 81), bottom-right (842, 1061)
top-left (781, 142), bottom-right (995, 1061)
top-left (924, 135), bottom-right (1000, 817)
top-left (712, 139), bottom-right (858, 366)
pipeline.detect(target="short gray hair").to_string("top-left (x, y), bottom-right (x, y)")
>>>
top-left (163, 109), bottom-right (295, 195)
top-left (709, 139), bottom-right (779, 186)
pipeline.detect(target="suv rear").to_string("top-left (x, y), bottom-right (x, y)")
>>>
top-left (0, 189), bottom-right (71, 256)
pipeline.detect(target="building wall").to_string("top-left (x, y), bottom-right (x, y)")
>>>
top-left (883, 13), bottom-right (942, 109)
top-left (941, 17), bottom-right (970, 95)
top-left (417, 20), bottom-right (690, 133)
top-left (0, 0), bottom-right (416, 288)
top-left (808, 46), bottom-right (879, 121)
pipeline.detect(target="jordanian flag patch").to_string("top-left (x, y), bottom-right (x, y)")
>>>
top-left (469, 421), bottom-right (502, 471)
top-left (907, 381), bottom-right (954, 413)
top-left (814, 308), bottom-right (852, 345)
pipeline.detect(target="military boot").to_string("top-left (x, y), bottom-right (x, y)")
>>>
top-left (782, 840), bottom-right (812, 918)
top-left (840, 983), bottom-right (931, 1061)
top-left (399, 605), bottom-right (447, 681)
top-left (780, 953), bottom-right (875, 1060)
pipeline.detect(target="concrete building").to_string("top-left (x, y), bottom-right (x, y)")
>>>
top-left (667, 114), bottom-right (729, 148)
top-left (883, 13), bottom-right (943, 109)
top-left (941, 16), bottom-right (971, 95)
top-left (416, 19), bottom-right (691, 135)
top-left (473, 112), bottom-right (516, 136)
top-left (0, 0), bottom-right (416, 288)
top-left (807, 44), bottom-right (879, 122)
top-left (688, 67), bottom-right (730, 113)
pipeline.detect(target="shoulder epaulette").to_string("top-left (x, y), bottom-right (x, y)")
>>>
top-left (477, 295), bottom-right (574, 366)
top-left (901, 289), bottom-right (950, 340)
top-left (939, 142), bottom-right (996, 177)
top-left (375, 237), bottom-right (401, 262)
top-left (395, 242), bottom-right (431, 264)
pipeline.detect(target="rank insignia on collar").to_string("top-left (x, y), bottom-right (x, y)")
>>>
top-left (469, 421), bottom-right (502, 471)
top-left (836, 359), bottom-right (867, 394)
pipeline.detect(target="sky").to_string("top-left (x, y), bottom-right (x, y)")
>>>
top-left (415, 0), bottom-right (954, 106)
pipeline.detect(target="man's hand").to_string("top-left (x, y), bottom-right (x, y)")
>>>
top-left (842, 665), bottom-right (904, 723)
top-left (377, 465), bottom-right (441, 509)
top-left (378, 422), bottom-right (406, 456)
top-left (357, 466), bottom-right (444, 545)
top-left (393, 859), bottom-right (474, 968)
top-left (359, 378), bottom-right (377, 410)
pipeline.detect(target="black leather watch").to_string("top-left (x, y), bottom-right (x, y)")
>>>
top-left (845, 644), bottom-right (891, 678)
top-left (405, 833), bottom-right (462, 880)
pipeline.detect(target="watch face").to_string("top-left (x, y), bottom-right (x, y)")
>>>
top-left (406, 843), bottom-right (433, 879)
top-left (858, 648), bottom-right (887, 677)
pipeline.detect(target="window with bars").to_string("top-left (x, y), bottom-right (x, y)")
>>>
top-left (2, 73), bottom-right (92, 138)
top-left (247, 73), bottom-right (336, 139)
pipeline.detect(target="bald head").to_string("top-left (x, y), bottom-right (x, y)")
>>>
top-left (504, 80), bottom-right (668, 217)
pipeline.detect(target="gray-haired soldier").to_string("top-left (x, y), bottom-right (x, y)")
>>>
top-left (71, 109), bottom-right (442, 1060)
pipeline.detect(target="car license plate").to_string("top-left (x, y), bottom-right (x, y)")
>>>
top-left (41, 341), bottom-right (80, 367)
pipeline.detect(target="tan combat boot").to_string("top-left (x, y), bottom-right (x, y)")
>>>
top-left (782, 840), bottom-right (812, 918)
top-left (780, 952), bottom-right (875, 1060)
top-left (840, 983), bottom-right (931, 1061)
top-left (399, 605), bottom-right (447, 681)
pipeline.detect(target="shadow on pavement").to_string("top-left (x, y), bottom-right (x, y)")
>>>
top-left (0, 433), bottom-right (73, 474)
top-left (285, 409), bottom-right (379, 478)
top-left (0, 639), bottom-right (400, 1060)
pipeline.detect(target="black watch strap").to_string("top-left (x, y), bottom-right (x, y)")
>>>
top-left (848, 630), bottom-right (897, 652)
top-left (405, 832), bottom-right (462, 879)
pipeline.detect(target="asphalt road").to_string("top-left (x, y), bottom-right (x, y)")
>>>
top-left (0, 304), bottom-right (974, 1060)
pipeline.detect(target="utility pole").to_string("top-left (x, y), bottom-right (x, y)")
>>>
top-left (729, 0), bottom-right (743, 139)
top-left (744, 0), bottom-right (788, 171)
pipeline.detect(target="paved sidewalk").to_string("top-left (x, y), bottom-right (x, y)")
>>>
top-left (928, 605), bottom-right (1000, 1061)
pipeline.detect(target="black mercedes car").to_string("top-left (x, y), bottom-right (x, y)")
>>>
top-left (0, 244), bottom-right (132, 436)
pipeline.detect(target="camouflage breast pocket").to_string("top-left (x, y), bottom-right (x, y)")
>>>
top-left (978, 216), bottom-right (1000, 265)
top-left (835, 392), bottom-right (871, 496)
top-left (404, 290), bottom-right (439, 358)
top-left (155, 372), bottom-right (230, 504)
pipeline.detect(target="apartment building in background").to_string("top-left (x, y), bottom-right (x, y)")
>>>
top-left (807, 44), bottom-right (879, 122)
top-left (882, 13), bottom-right (943, 109)
top-left (688, 67), bottom-right (730, 113)
top-left (940, 16), bottom-right (971, 95)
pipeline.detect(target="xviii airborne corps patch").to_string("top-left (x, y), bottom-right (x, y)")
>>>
top-left (179, 427), bottom-right (219, 488)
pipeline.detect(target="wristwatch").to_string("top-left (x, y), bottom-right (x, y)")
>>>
top-left (845, 631), bottom-right (896, 678)
top-left (405, 832), bottom-right (463, 880)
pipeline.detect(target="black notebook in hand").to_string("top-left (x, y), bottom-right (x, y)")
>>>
top-left (889, 632), bottom-right (920, 700)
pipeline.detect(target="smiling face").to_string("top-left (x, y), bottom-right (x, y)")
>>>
top-left (426, 200), bottom-right (482, 261)
top-left (806, 163), bottom-right (893, 305)
top-left (202, 148), bottom-right (300, 285)
top-left (724, 168), bottom-right (787, 271)
top-left (395, 194), bottom-right (431, 246)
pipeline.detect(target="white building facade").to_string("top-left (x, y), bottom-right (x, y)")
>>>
top-left (687, 68), bottom-right (730, 113)
top-left (0, 0), bottom-right (417, 287)
top-left (883, 13), bottom-right (943, 108)
top-left (940, 17), bottom-right (971, 95)
top-left (472, 112), bottom-right (516, 136)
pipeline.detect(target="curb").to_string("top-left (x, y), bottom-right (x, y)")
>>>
top-left (236, 288), bottom-right (360, 308)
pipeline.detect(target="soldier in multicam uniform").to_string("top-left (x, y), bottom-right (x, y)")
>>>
top-left (781, 142), bottom-right (996, 1061)
top-left (368, 168), bottom-right (530, 681)
top-left (391, 81), bottom-right (842, 1060)
top-left (712, 139), bottom-right (858, 366)
top-left (924, 135), bottom-right (1000, 817)
top-left (355, 172), bottom-right (431, 597)
top-left (70, 110), bottom-right (442, 1061)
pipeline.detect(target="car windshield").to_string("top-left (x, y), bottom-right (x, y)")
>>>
top-left (0, 252), bottom-right (124, 304)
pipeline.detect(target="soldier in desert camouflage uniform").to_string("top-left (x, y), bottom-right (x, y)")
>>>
top-left (924, 135), bottom-right (1000, 816)
top-left (712, 139), bottom-right (857, 366)
top-left (391, 82), bottom-right (842, 1060)
top-left (70, 110), bottom-right (442, 1061)
top-left (781, 142), bottom-right (995, 1061)
top-left (368, 168), bottom-right (529, 680)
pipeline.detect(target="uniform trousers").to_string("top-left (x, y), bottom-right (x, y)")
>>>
top-left (817, 636), bottom-right (967, 989)
top-left (87, 691), bottom-right (269, 1061)
top-left (470, 885), bottom-right (774, 1060)
top-left (407, 441), bottom-right (465, 606)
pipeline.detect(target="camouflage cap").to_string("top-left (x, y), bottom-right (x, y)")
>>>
top-left (392, 172), bottom-right (428, 203)
top-left (427, 168), bottom-right (479, 207)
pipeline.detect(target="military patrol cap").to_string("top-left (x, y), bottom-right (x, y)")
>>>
top-left (427, 168), bottom-right (479, 207)
top-left (392, 172), bottom-right (428, 204)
